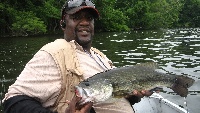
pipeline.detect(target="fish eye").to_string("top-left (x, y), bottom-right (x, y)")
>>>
top-left (84, 82), bottom-right (90, 86)
top-left (185, 83), bottom-right (189, 88)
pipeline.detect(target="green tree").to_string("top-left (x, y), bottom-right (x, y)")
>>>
top-left (33, 0), bottom-right (63, 32)
top-left (178, 0), bottom-right (200, 27)
top-left (121, 0), bottom-right (183, 29)
top-left (0, 0), bottom-right (63, 37)
top-left (0, 0), bottom-right (199, 37)
top-left (94, 0), bottom-right (130, 31)
top-left (146, 0), bottom-right (183, 29)
top-left (11, 11), bottom-right (46, 36)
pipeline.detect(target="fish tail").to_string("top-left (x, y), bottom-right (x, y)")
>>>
top-left (171, 76), bottom-right (195, 97)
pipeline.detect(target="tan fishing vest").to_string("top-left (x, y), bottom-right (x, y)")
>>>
top-left (40, 39), bottom-right (110, 113)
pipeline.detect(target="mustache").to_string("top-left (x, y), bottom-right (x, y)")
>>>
top-left (75, 26), bottom-right (91, 32)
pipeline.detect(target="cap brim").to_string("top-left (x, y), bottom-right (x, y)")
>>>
top-left (66, 6), bottom-right (99, 18)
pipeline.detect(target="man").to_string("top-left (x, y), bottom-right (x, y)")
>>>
top-left (3, 0), bottom-right (152, 113)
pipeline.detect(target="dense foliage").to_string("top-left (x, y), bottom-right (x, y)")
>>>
top-left (178, 0), bottom-right (200, 27)
top-left (0, 0), bottom-right (199, 37)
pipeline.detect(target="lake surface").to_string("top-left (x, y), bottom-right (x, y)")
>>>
top-left (0, 28), bottom-right (200, 113)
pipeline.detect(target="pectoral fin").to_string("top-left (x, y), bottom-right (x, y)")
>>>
top-left (171, 84), bottom-right (188, 97)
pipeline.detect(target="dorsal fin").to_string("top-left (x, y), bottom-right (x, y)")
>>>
top-left (136, 62), bottom-right (158, 70)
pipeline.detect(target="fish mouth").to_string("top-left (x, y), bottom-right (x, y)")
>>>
top-left (75, 86), bottom-right (94, 105)
top-left (75, 86), bottom-right (89, 97)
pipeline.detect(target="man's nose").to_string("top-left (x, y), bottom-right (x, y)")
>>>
top-left (79, 17), bottom-right (90, 25)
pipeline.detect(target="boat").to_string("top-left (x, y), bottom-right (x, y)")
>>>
top-left (133, 93), bottom-right (189, 113)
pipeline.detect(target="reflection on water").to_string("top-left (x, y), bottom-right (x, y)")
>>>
top-left (0, 35), bottom-right (60, 112)
top-left (1, 28), bottom-right (200, 112)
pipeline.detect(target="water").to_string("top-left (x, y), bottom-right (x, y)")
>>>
top-left (0, 28), bottom-right (200, 112)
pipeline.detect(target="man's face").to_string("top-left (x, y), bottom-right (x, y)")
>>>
top-left (63, 9), bottom-right (95, 47)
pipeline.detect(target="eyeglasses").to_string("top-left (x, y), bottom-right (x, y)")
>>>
top-left (65, 0), bottom-right (95, 11)
top-left (61, 0), bottom-right (96, 20)
top-left (69, 12), bottom-right (94, 21)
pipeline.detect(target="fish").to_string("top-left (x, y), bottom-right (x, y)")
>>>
top-left (75, 63), bottom-right (195, 105)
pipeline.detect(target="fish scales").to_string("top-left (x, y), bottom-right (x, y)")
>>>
top-left (100, 66), bottom-right (176, 96)
top-left (76, 63), bottom-right (195, 105)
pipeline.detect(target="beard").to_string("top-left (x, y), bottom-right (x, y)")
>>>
top-left (75, 36), bottom-right (92, 48)
top-left (75, 29), bottom-right (93, 48)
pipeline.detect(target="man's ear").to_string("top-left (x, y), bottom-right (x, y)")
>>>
top-left (60, 20), bottom-right (66, 30)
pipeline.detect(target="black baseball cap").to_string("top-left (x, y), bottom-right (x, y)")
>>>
top-left (61, 0), bottom-right (99, 19)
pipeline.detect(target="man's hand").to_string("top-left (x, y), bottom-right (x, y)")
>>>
top-left (65, 94), bottom-right (93, 113)
top-left (133, 90), bottom-right (153, 98)
top-left (125, 90), bottom-right (153, 105)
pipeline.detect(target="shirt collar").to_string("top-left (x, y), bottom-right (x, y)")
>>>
top-left (70, 40), bottom-right (93, 53)
top-left (69, 40), bottom-right (85, 52)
